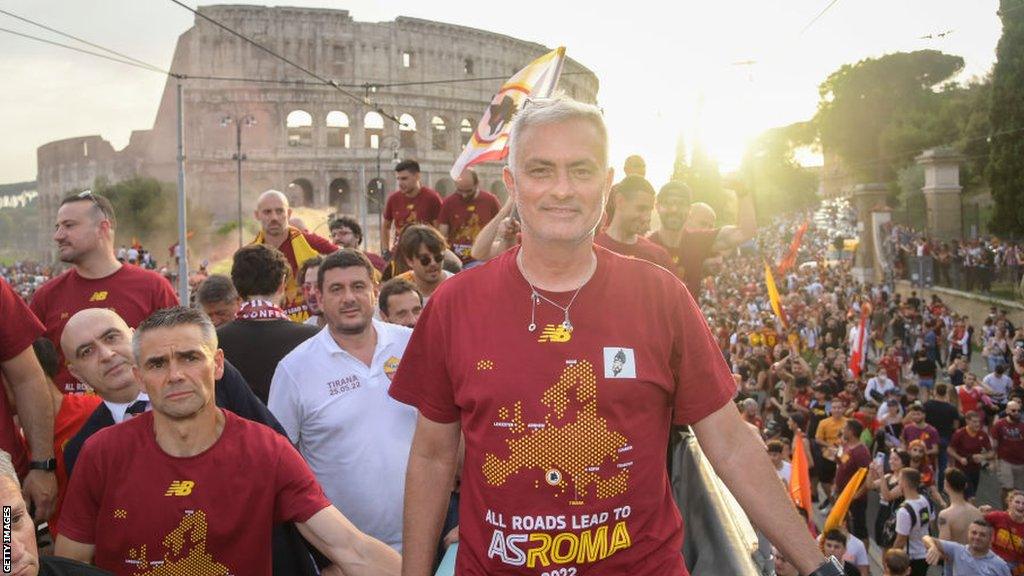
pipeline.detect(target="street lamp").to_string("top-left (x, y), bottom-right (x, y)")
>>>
top-left (374, 135), bottom-right (400, 248)
top-left (221, 114), bottom-right (257, 249)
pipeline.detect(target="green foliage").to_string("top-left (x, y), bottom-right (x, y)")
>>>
top-left (738, 121), bottom-right (819, 222)
top-left (684, 143), bottom-right (725, 219)
top-left (815, 50), bottom-right (966, 181)
top-left (988, 0), bottom-right (1024, 236)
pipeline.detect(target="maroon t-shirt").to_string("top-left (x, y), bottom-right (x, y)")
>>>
top-left (29, 265), bottom-right (178, 393)
top-left (648, 228), bottom-right (719, 297)
top-left (389, 245), bottom-right (736, 575)
top-left (993, 418), bottom-right (1024, 465)
top-left (438, 190), bottom-right (502, 262)
top-left (60, 410), bottom-right (330, 576)
top-left (383, 187), bottom-right (443, 248)
top-left (834, 443), bottom-right (871, 498)
top-left (949, 427), bottom-right (992, 473)
top-left (595, 232), bottom-right (674, 270)
top-left (0, 278), bottom-right (45, 478)
top-left (901, 423), bottom-right (940, 452)
top-left (262, 227), bottom-right (338, 322)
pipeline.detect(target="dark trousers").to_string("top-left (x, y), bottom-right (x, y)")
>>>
top-left (849, 497), bottom-right (868, 540)
top-left (910, 558), bottom-right (929, 576)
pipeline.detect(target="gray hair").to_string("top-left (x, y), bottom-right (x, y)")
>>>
top-left (506, 94), bottom-right (607, 173)
top-left (132, 306), bottom-right (218, 362)
top-left (0, 450), bottom-right (18, 491)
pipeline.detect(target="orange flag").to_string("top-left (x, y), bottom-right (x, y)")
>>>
top-left (824, 467), bottom-right (868, 533)
top-left (789, 432), bottom-right (812, 514)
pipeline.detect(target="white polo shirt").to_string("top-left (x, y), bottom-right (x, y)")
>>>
top-left (268, 319), bottom-right (417, 551)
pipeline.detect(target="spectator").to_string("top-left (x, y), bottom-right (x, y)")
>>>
top-left (381, 159), bottom-right (442, 255)
top-left (834, 420), bottom-right (871, 539)
top-left (194, 274), bottom-right (241, 328)
top-left (595, 176), bottom-right (673, 268)
top-left (992, 400), bottom-right (1024, 502)
top-left (924, 383), bottom-right (961, 490)
top-left (984, 490), bottom-right (1024, 573)
top-left (820, 529), bottom-right (861, 576)
top-left (892, 467), bottom-right (934, 576)
top-left (866, 368), bottom-right (897, 404)
top-left (298, 255), bottom-right (326, 328)
top-left (984, 364), bottom-right (1014, 410)
top-left (437, 168), bottom-right (501, 264)
top-left (910, 350), bottom-right (937, 402)
top-left (948, 410), bottom-right (995, 498)
top-left (377, 278), bottom-right (423, 329)
top-left (922, 521), bottom-right (1011, 576)
top-left (328, 216), bottom-right (386, 274)
top-left (394, 224), bottom-right (452, 302)
top-left (937, 468), bottom-right (984, 544)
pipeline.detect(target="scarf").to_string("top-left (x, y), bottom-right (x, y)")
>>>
top-left (251, 226), bottom-right (320, 322)
top-left (236, 299), bottom-right (289, 321)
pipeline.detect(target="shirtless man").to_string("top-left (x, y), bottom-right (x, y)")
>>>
top-left (938, 468), bottom-right (984, 544)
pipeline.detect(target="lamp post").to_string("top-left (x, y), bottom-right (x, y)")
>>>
top-left (374, 135), bottom-right (400, 249)
top-left (221, 114), bottom-right (257, 249)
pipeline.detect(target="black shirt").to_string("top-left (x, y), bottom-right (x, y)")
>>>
top-left (217, 319), bottom-right (320, 404)
top-left (924, 399), bottom-right (960, 441)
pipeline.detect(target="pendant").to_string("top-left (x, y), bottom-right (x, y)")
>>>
top-left (562, 319), bottom-right (573, 332)
top-left (528, 323), bottom-right (537, 332)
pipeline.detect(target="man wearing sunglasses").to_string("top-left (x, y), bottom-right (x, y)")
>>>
top-left (31, 191), bottom-right (178, 394)
top-left (394, 224), bottom-right (453, 302)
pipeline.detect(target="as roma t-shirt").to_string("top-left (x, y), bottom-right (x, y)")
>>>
top-left (29, 265), bottom-right (178, 392)
top-left (389, 245), bottom-right (736, 575)
top-left (595, 232), bottom-right (673, 270)
top-left (0, 277), bottom-right (45, 478)
top-left (438, 190), bottom-right (502, 262)
top-left (647, 229), bottom-right (719, 298)
top-left (383, 187), bottom-right (443, 248)
top-left (984, 511), bottom-right (1024, 574)
top-left (60, 410), bottom-right (330, 576)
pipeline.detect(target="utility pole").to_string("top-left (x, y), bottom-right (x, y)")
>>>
top-left (222, 114), bottom-right (256, 249)
top-left (175, 81), bottom-right (188, 304)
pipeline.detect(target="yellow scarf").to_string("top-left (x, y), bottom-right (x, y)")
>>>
top-left (252, 226), bottom-right (320, 323)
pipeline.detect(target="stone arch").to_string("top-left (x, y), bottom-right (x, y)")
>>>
top-left (431, 116), bottom-right (448, 151)
top-left (364, 111), bottom-right (384, 149)
top-left (435, 176), bottom-right (456, 197)
top-left (330, 177), bottom-right (354, 214)
top-left (399, 113), bottom-right (417, 149)
top-left (286, 110), bottom-right (313, 147)
top-left (326, 111), bottom-right (350, 148)
top-left (460, 118), bottom-right (474, 148)
top-left (288, 178), bottom-right (315, 207)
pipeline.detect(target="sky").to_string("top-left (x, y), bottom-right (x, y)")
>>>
top-left (0, 1), bottom-right (1004, 186)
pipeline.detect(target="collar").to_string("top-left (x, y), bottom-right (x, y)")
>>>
top-left (104, 392), bottom-right (150, 425)
top-left (319, 318), bottom-right (392, 357)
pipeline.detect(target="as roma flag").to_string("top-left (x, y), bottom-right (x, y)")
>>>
top-left (824, 467), bottom-right (868, 533)
top-left (777, 220), bottom-right (809, 274)
top-left (789, 432), bottom-right (813, 514)
top-left (449, 47), bottom-right (566, 179)
top-left (848, 303), bottom-right (871, 379)
top-left (764, 260), bottom-right (787, 329)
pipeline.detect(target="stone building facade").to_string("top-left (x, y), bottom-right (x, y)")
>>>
top-left (36, 5), bottom-right (599, 248)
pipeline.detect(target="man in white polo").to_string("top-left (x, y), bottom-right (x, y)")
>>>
top-left (269, 249), bottom-right (416, 551)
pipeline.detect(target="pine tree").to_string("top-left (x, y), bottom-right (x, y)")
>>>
top-left (988, 0), bottom-right (1024, 235)
top-left (671, 133), bottom-right (689, 182)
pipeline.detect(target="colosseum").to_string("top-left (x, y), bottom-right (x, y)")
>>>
top-left (36, 4), bottom-right (599, 249)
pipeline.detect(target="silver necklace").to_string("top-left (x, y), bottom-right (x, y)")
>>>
top-left (517, 251), bottom-right (595, 333)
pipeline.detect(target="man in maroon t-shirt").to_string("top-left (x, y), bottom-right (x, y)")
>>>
top-left (438, 168), bottom-right (501, 264)
top-left (0, 277), bottom-right (59, 524)
top-left (55, 307), bottom-right (399, 576)
top-left (31, 191), bottom-right (179, 393)
top-left (993, 401), bottom-right (1024, 502)
top-left (647, 180), bottom-right (757, 298)
top-left (833, 420), bottom-right (871, 539)
top-left (382, 159), bottom-right (442, 255)
top-left (595, 175), bottom-right (673, 269)
top-left (251, 190), bottom-right (337, 323)
top-left (948, 411), bottom-right (994, 497)
top-left (328, 215), bottom-right (387, 273)
top-left (389, 96), bottom-right (828, 576)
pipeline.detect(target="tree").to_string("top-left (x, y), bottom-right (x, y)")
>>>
top-left (684, 141), bottom-right (725, 219)
top-left (988, 0), bottom-right (1024, 236)
top-left (671, 134), bottom-right (690, 182)
top-left (738, 121), bottom-right (819, 222)
top-left (815, 50), bottom-right (965, 182)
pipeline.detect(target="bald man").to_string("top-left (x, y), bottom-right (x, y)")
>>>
top-left (624, 154), bottom-right (646, 177)
top-left (58, 308), bottom-right (321, 576)
top-left (251, 190), bottom-right (337, 322)
top-left (684, 202), bottom-right (717, 231)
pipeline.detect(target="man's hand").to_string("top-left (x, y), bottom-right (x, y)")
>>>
top-left (923, 536), bottom-right (942, 565)
top-left (443, 525), bottom-right (459, 548)
top-left (22, 469), bottom-right (57, 521)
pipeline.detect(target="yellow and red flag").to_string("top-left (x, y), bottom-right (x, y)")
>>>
top-left (777, 220), bottom-right (809, 274)
top-left (764, 260), bottom-right (787, 328)
top-left (824, 467), bottom-right (868, 533)
top-left (848, 302), bottom-right (872, 379)
top-left (789, 432), bottom-right (813, 514)
top-left (449, 47), bottom-right (566, 179)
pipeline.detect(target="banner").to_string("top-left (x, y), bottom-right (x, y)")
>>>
top-left (777, 220), bottom-right (809, 274)
top-left (449, 47), bottom-right (566, 179)
top-left (764, 260), bottom-right (787, 328)
top-left (789, 432), bottom-right (812, 515)
top-left (848, 303), bottom-right (871, 378)
top-left (824, 467), bottom-right (868, 533)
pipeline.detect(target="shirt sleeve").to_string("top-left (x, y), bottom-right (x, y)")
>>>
top-left (57, 436), bottom-right (105, 544)
top-left (895, 506), bottom-right (911, 536)
top-left (272, 437), bottom-right (331, 524)
top-left (153, 273), bottom-right (181, 309)
top-left (268, 362), bottom-right (303, 445)
top-left (936, 539), bottom-right (960, 559)
top-left (427, 192), bottom-right (442, 222)
top-left (670, 278), bottom-right (736, 425)
top-left (303, 232), bottom-right (339, 255)
top-left (0, 278), bottom-right (45, 362)
top-left (388, 293), bottom-right (459, 423)
top-left (383, 193), bottom-right (395, 221)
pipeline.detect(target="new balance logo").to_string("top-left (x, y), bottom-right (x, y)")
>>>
top-left (537, 324), bottom-right (572, 343)
top-left (88, 291), bottom-right (108, 302)
top-left (164, 480), bottom-right (195, 496)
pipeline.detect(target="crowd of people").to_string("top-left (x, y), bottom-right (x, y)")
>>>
top-left (1, 95), bottom-right (1022, 575)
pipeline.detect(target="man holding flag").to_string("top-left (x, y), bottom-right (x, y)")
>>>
top-left (831, 420), bottom-right (871, 540)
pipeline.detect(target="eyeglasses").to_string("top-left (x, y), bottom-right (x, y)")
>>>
top-left (77, 190), bottom-right (110, 220)
top-left (417, 253), bottom-right (444, 266)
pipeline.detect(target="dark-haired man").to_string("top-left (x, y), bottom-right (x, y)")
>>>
top-left (329, 216), bottom-right (386, 273)
top-left (894, 467), bottom-right (934, 576)
top-left (270, 250), bottom-right (417, 551)
top-left (56, 307), bottom-right (401, 575)
top-left (820, 530), bottom-right (862, 576)
top-left (596, 175), bottom-right (672, 268)
top-left (923, 521), bottom-right (1011, 575)
top-left (834, 419), bottom-right (871, 539)
top-left (394, 224), bottom-right (452, 302)
top-left (218, 245), bottom-right (319, 404)
top-left (194, 274), bottom-right (241, 328)
top-left (438, 168), bottom-right (501, 264)
top-left (378, 278), bottom-right (423, 329)
top-left (382, 160), bottom-right (442, 255)
top-left (32, 191), bottom-right (178, 392)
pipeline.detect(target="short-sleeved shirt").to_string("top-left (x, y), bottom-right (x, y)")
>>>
top-left (648, 228), bottom-right (719, 297)
top-left (29, 265), bottom-right (178, 392)
top-left (389, 245), bottom-right (736, 575)
top-left (957, 385), bottom-right (986, 415)
top-left (993, 419), bottom-right (1024, 465)
top-left (60, 410), bottom-right (330, 576)
top-left (936, 538), bottom-right (1011, 576)
top-left (268, 320), bottom-right (417, 550)
top-left (902, 423), bottom-right (940, 452)
top-left (595, 232), bottom-right (674, 270)
top-left (985, 374), bottom-right (1015, 403)
top-left (815, 417), bottom-right (847, 447)
top-left (834, 443), bottom-right (871, 497)
top-left (0, 277), bottom-right (46, 478)
top-left (383, 187), bottom-right (443, 247)
top-left (896, 495), bottom-right (933, 560)
top-left (950, 427), bottom-right (992, 473)
top-left (438, 190), bottom-right (502, 262)
top-left (985, 511), bottom-right (1024, 573)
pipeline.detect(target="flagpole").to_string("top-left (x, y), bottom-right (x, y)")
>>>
top-left (175, 80), bottom-right (189, 304)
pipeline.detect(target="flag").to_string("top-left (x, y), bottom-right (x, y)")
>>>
top-left (848, 303), bottom-right (871, 378)
top-left (824, 467), bottom-right (868, 533)
top-left (764, 260), bottom-right (787, 328)
top-left (449, 47), bottom-right (566, 179)
top-left (777, 220), bottom-right (809, 274)
top-left (789, 432), bottom-right (812, 514)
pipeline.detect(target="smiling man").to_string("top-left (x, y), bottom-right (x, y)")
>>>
top-left (395, 224), bottom-right (453, 302)
top-left (389, 96), bottom-right (830, 576)
top-left (56, 306), bottom-right (400, 576)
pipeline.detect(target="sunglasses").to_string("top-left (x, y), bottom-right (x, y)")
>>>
top-left (77, 190), bottom-right (110, 220)
top-left (417, 253), bottom-right (444, 266)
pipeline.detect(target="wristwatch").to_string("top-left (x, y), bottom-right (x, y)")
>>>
top-left (806, 556), bottom-right (844, 576)
top-left (29, 458), bottom-right (57, 472)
